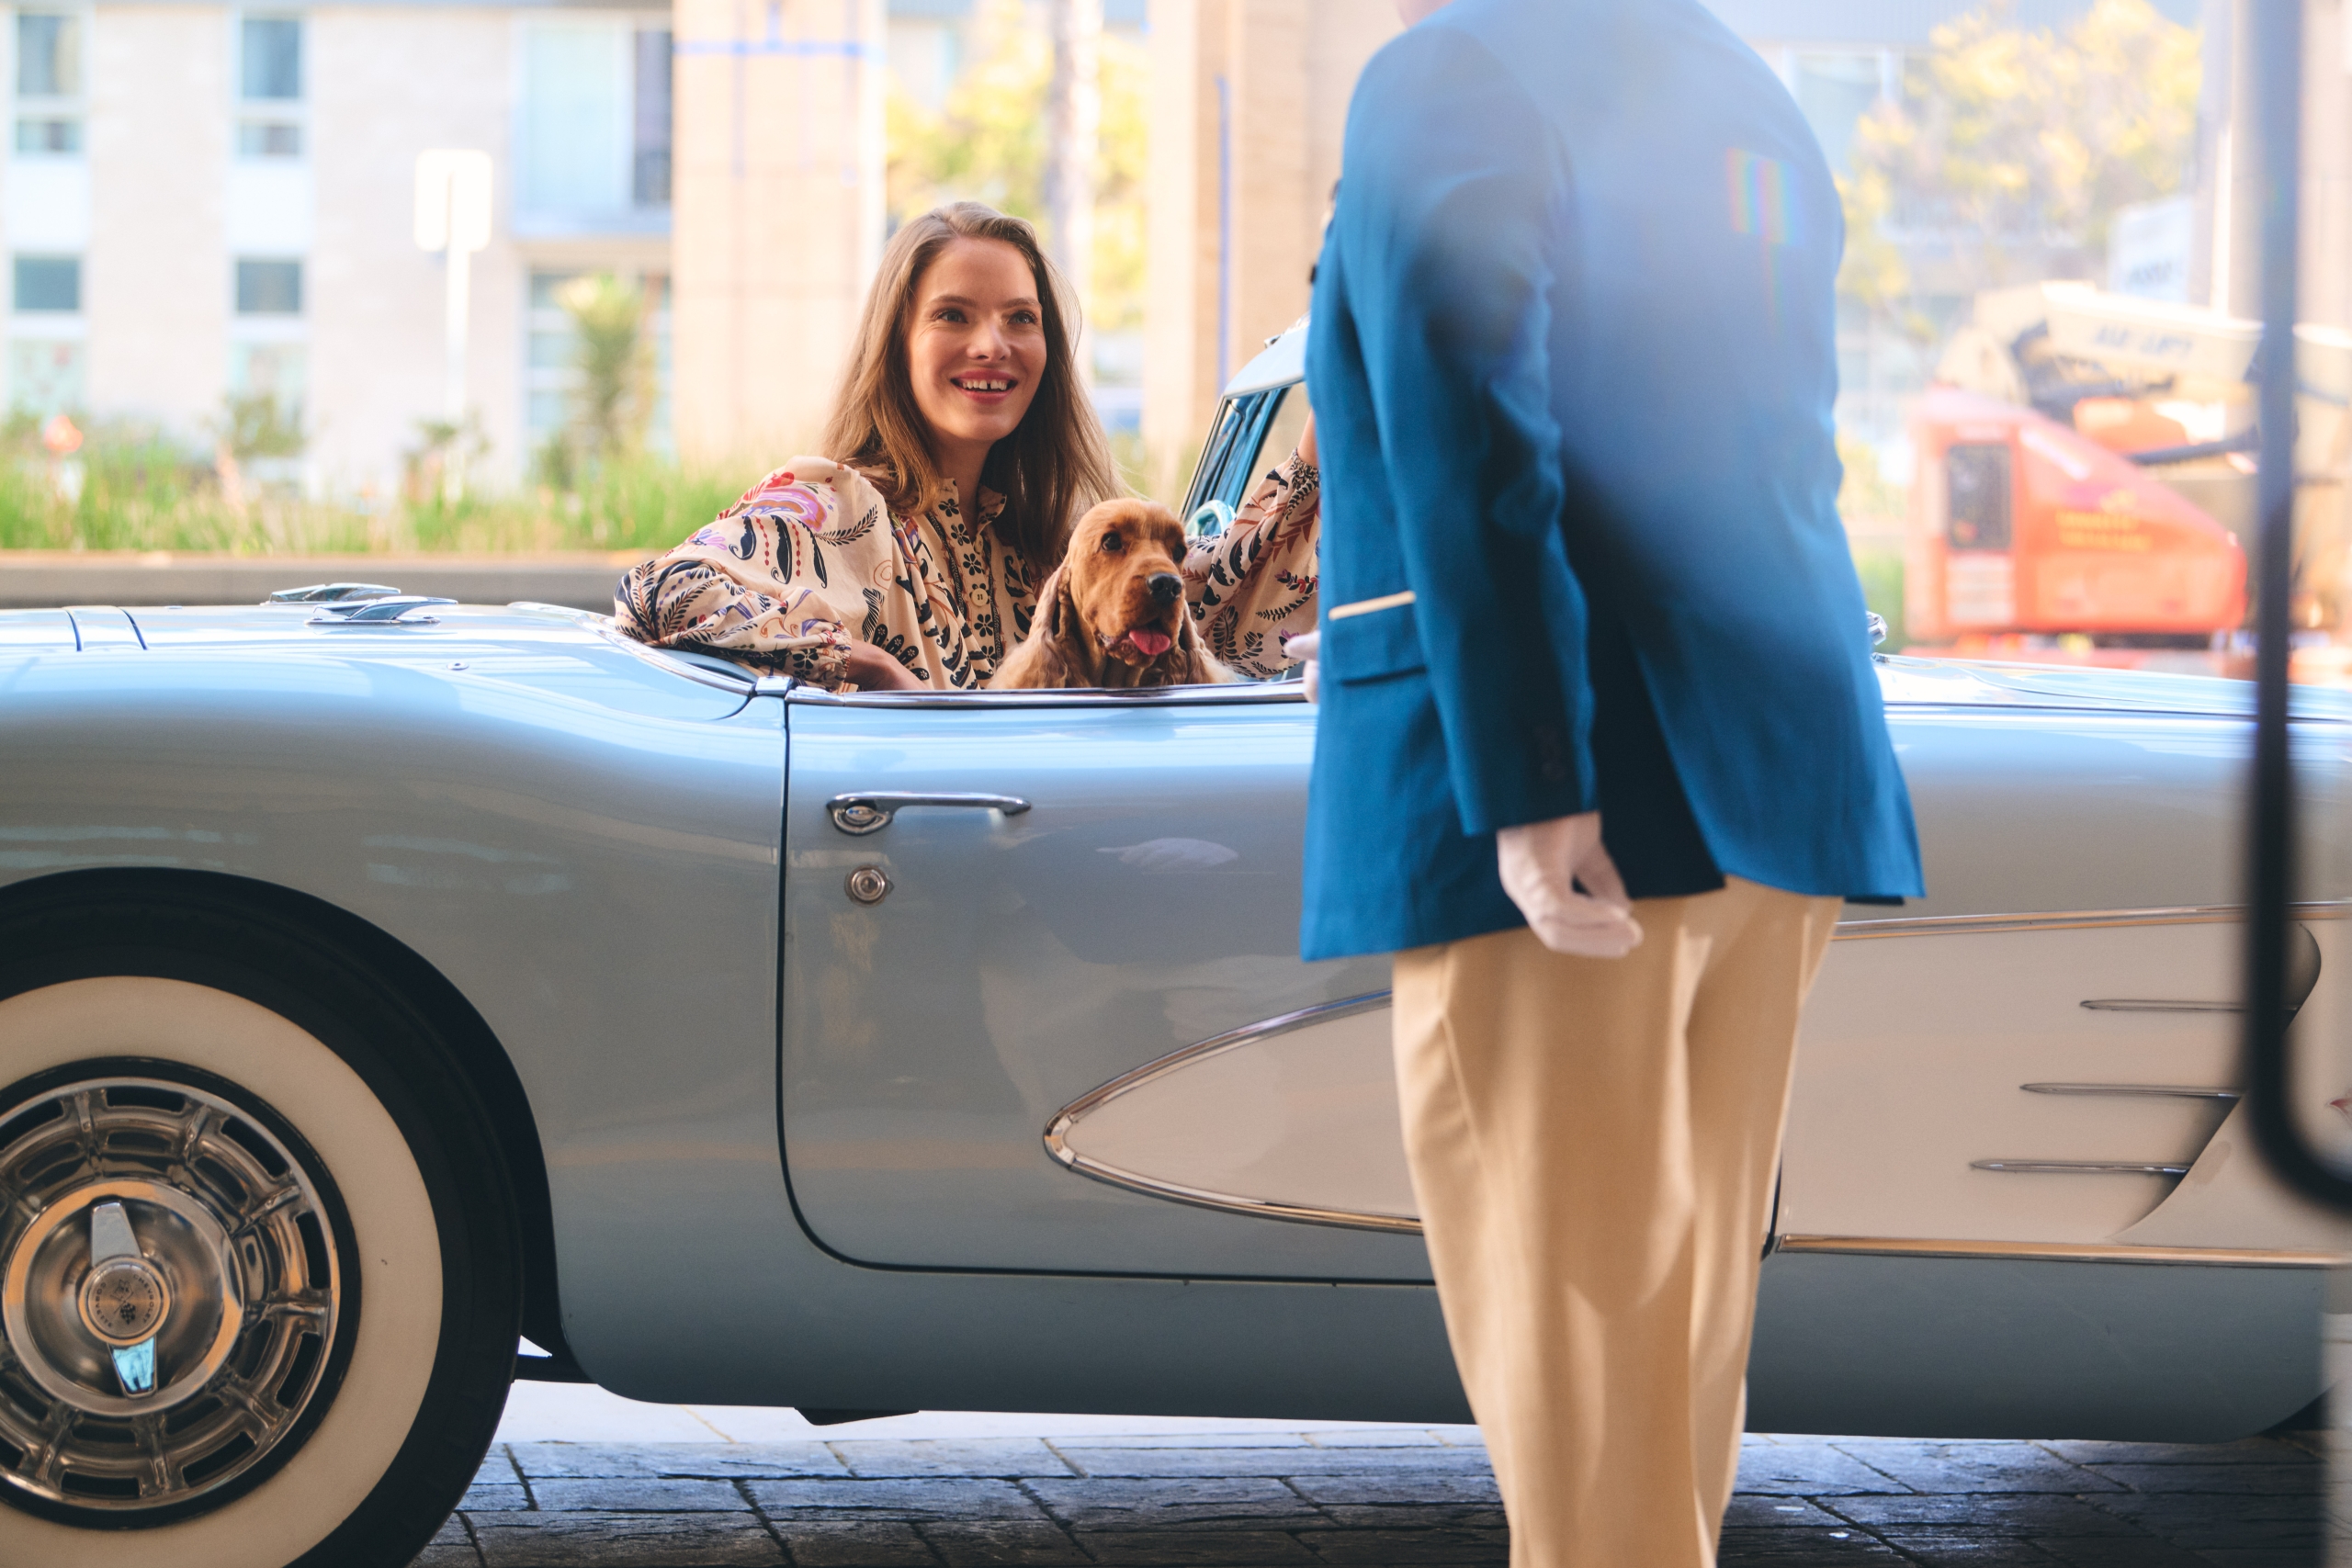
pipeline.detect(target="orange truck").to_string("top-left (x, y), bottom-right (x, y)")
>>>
top-left (1906, 386), bottom-right (2245, 643)
top-left (1909, 282), bottom-right (2352, 645)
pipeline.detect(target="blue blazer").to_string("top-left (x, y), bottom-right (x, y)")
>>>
top-left (1301, 0), bottom-right (1922, 964)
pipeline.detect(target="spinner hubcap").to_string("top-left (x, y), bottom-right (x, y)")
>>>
top-left (0, 1076), bottom-right (344, 1515)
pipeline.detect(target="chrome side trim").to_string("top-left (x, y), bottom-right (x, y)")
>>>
top-left (789, 683), bottom-right (1308, 708)
top-left (1043, 993), bottom-right (1420, 1235)
top-left (1835, 900), bottom-right (2348, 939)
top-left (2080, 998), bottom-right (2239, 1012)
top-left (307, 594), bottom-right (456, 626)
top-left (267, 581), bottom-right (399, 604)
top-left (2022, 1082), bottom-right (2242, 1100)
top-left (1775, 1235), bottom-right (2346, 1269)
top-left (1971, 1159), bottom-right (2190, 1176)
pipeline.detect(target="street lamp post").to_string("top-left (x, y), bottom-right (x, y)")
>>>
top-left (413, 149), bottom-right (493, 501)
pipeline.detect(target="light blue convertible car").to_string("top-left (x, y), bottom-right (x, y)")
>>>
top-left (4, 327), bottom-right (2351, 1567)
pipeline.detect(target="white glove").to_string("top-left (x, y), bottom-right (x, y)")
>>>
top-left (1497, 811), bottom-right (1643, 958)
top-left (1286, 629), bottom-right (1320, 703)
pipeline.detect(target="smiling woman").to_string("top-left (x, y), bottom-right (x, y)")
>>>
top-left (613, 201), bottom-right (1318, 691)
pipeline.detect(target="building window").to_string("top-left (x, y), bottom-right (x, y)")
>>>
top-left (13, 253), bottom-right (77, 311)
top-left (9, 251), bottom-right (81, 415)
top-left (235, 257), bottom-right (301, 315)
top-left (526, 268), bottom-right (671, 450)
top-left (14, 10), bottom-right (84, 156)
top-left (1790, 51), bottom-right (1886, 175)
top-left (227, 341), bottom-right (303, 418)
top-left (518, 17), bottom-right (672, 219)
top-left (632, 28), bottom-right (671, 207)
top-left (8, 338), bottom-right (80, 412)
top-left (237, 15), bottom-right (303, 159)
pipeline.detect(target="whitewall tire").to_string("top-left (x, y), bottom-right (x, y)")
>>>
top-left (0, 889), bottom-right (521, 1567)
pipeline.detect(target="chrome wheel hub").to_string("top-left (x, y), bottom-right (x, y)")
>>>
top-left (0, 1075), bottom-right (345, 1516)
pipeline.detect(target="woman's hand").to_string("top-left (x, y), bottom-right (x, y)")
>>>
top-left (840, 641), bottom-right (925, 691)
top-left (1297, 409), bottom-right (1317, 468)
top-left (1284, 629), bottom-right (1319, 702)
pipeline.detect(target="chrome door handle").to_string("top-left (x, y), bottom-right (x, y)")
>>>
top-left (827, 792), bottom-right (1033, 835)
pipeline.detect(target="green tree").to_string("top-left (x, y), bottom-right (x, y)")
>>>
top-left (888, 0), bottom-right (1148, 331)
top-left (1839, 0), bottom-right (2199, 312)
top-left (542, 274), bottom-right (656, 487)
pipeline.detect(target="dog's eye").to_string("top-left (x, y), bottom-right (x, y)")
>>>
top-left (1100, 533), bottom-right (1124, 553)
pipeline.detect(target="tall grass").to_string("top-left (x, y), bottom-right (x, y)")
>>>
top-left (0, 419), bottom-right (745, 556)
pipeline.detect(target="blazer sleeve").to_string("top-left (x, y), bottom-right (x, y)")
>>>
top-left (1335, 28), bottom-right (1594, 838)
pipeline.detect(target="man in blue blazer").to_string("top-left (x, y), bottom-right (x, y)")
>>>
top-left (1288, 0), bottom-right (1922, 1561)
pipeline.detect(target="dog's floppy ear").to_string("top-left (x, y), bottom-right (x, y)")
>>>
top-left (1170, 604), bottom-right (1231, 685)
top-left (1033, 563), bottom-right (1066, 638)
top-left (1045, 564), bottom-right (1102, 687)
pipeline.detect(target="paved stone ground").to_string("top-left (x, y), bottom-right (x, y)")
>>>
top-left (405, 1428), bottom-right (2339, 1568)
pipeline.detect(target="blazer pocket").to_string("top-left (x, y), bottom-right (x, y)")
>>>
top-left (1324, 592), bottom-right (1426, 683)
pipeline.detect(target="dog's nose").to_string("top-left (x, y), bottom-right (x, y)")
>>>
top-left (1148, 573), bottom-right (1182, 604)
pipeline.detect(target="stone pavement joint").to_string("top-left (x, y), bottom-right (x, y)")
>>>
top-left (411, 1429), bottom-right (2335, 1567)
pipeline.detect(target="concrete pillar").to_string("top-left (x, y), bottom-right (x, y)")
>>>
top-left (2195, 0), bottom-right (2352, 329)
top-left (85, 6), bottom-right (228, 437)
top-left (1143, 0), bottom-right (1224, 501)
top-left (310, 7), bottom-right (522, 495)
top-left (1141, 0), bottom-right (1393, 499)
top-left (2300, 0), bottom-right (2351, 333)
top-left (673, 0), bottom-right (888, 467)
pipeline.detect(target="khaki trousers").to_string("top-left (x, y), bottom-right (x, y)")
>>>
top-left (1390, 876), bottom-right (1840, 1568)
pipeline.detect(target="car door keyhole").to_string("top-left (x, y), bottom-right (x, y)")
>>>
top-left (844, 866), bottom-right (892, 905)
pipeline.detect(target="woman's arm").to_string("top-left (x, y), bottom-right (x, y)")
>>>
top-left (614, 460), bottom-right (935, 691)
top-left (1182, 410), bottom-right (1321, 680)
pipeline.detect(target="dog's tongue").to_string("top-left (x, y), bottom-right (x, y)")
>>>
top-left (1128, 628), bottom-right (1174, 657)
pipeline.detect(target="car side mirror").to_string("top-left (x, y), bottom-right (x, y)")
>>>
top-left (1187, 500), bottom-right (1234, 541)
top-left (1868, 612), bottom-right (1888, 649)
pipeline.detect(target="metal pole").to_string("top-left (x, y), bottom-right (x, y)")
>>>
top-left (1046, 0), bottom-right (1101, 380)
top-left (2244, 0), bottom-right (2344, 1204)
top-left (442, 243), bottom-right (471, 504)
top-left (1214, 73), bottom-right (1232, 395)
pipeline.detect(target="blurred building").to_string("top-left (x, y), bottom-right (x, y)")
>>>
top-left (1134, 0), bottom-right (2215, 490)
top-left (4, 0), bottom-right (681, 495)
top-left (11, 0), bottom-right (2332, 507)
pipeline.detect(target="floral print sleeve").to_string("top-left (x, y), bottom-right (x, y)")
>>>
top-left (614, 457), bottom-right (1039, 692)
top-left (1182, 448), bottom-right (1320, 680)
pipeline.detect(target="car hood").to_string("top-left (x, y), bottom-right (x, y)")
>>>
top-left (0, 601), bottom-right (754, 721)
top-left (1876, 653), bottom-right (2352, 721)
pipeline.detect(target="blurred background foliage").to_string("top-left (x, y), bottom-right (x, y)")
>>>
top-left (0, 410), bottom-right (740, 556)
top-left (888, 0), bottom-right (1148, 334)
top-left (1838, 0), bottom-right (2198, 319)
top-left (0, 270), bottom-right (738, 555)
top-left (0, 0), bottom-right (2201, 569)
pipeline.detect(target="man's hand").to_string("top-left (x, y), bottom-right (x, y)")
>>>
top-left (1496, 812), bottom-right (1643, 958)
top-left (1285, 629), bottom-right (1320, 702)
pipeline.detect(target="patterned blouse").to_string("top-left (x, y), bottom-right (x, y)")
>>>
top-left (615, 451), bottom-right (1321, 690)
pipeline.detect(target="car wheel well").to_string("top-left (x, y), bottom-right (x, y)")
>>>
top-left (0, 866), bottom-right (573, 1374)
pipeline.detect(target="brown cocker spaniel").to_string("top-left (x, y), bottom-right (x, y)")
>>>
top-left (990, 500), bottom-right (1232, 690)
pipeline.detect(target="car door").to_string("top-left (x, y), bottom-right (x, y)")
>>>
top-left (777, 682), bottom-right (1430, 1279)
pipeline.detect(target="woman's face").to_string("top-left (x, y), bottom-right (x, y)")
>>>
top-left (905, 237), bottom-right (1048, 470)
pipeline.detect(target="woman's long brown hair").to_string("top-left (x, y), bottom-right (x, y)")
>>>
top-left (820, 201), bottom-right (1122, 566)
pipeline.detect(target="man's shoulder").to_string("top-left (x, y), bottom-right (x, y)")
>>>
top-left (1345, 6), bottom-right (1545, 169)
top-left (1363, 0), bottom-right (1771, 109)
top-left (1352, 6), bottom-right (1512, 107)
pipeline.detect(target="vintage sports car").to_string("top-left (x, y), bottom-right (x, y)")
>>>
top-left (3, 326), bottom-right (2350, 1567)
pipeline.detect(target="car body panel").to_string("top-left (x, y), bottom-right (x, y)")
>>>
top-left (780, 694), bottom-right (1421, 1279)
top-left (3, 524), bottom-right (2351, 1438)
